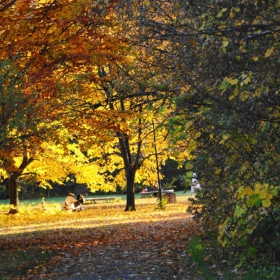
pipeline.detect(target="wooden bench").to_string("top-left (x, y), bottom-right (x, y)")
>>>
top-left (84, 197), bottom-right (121, 204)
top-left (140, 192), bottom-right (155, 198)
top-left (139, 189), bottom-right (174, 198)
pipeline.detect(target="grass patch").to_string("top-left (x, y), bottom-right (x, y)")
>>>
top-left (0, 248), bottom-right (53, 279)
top-left (188, 236), bottom-right (206, 264)
top-left (187, 236), bottom-right (216, 279)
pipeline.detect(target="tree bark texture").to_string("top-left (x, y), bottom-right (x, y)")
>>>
top-left (164, 193), bottom-right (177, 204)
top-left (125, 169), bottom-right (136, 211)
top-left (9, 172), bottom-right (20, 207)
top-left (8, 154), bottom-right (34, 208)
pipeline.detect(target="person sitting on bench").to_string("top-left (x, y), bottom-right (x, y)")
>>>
top-left (63, 193), bottom-right (78, 211)
top-left (74, 194), bottom-right (85, 211)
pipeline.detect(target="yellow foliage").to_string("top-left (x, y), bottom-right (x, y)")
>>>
top-left (184, 162), bottom-right (193, 170)
top-left (264, 46), bottom-right (275, 58)
top-left (262, 199), bottom-right (271, 207)
top-left (225, 77), bottom-right (238, 85)
top-left (235, 182), bottom-right (277, 210)
top-left (214, 168), bottom-right (222, 175)
top-left (144, 0), bottom-right (151, 8)
top-left (114, 171), bottom-right (126, 188)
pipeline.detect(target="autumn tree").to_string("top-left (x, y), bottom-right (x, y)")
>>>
top-left (87, 0), bottom-right (195, 210)
top-left (0, 58), bottom-right (56, 207)
top-left (72, 0), bottom-right (195, 211)
top-left (74, 59), bottom-right (179, 211)
top-left (0, 0), bottom-right (130, 208)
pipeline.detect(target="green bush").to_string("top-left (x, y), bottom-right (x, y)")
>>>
top-left (188, 236), bottom-right (206, 264)
top-left (188, 181), bottom-right (280, 274)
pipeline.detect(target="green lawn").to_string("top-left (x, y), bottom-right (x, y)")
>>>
top-left (0, 190), bottom-right (193, 206)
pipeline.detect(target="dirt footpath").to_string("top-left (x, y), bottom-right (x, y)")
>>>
top-left (1, 213), bottom-right (202, 279)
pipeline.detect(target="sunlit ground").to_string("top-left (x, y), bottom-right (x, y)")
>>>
top-left (0, 192), bottom-right (194, 235)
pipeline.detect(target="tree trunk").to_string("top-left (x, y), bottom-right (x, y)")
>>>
top-left (164, 193), bottom-right (177, 204)
top-left (7, 154), bottom-right (34, 208)
top-left (125, 169), bottom-right (136, 211)
top-left (9, 173), bottom-right (20, 207)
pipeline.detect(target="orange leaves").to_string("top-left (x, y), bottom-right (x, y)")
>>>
top-left (0, 199), bottom-right (203, 278)
top-left (0, 0), bottom-right (132, 199)
top-left (0, 0), bottom-right (129, 94)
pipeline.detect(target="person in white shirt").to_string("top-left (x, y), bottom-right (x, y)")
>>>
top-left (191, 173), bottom-right (201, 192)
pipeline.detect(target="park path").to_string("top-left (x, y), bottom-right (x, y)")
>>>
top-left (12, 213), bottom-right (202, 279)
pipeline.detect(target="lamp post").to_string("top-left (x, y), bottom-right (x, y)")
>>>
top-left (152, 119), bottom-right (162, 202)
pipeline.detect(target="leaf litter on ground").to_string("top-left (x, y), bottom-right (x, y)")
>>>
top-left (0, 199), bottom-right (204, 279)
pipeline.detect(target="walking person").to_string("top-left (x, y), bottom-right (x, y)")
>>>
top-left (191, 173), bottom-right (201, 193)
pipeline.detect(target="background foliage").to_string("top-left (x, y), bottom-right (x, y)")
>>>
top-left (0, 0), bottom-right (279, 275)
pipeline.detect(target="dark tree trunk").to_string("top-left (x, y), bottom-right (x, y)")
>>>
top-left (7, 154), bottom-right (34, 210)
top-left (117, 130), bottom-right (141, 212)
top-left (125, 169), bottom-right (136, 211)
top-left (9, 172), bottom-right (20, 207)
top-left (99, 70), bottom-right (145, 212)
